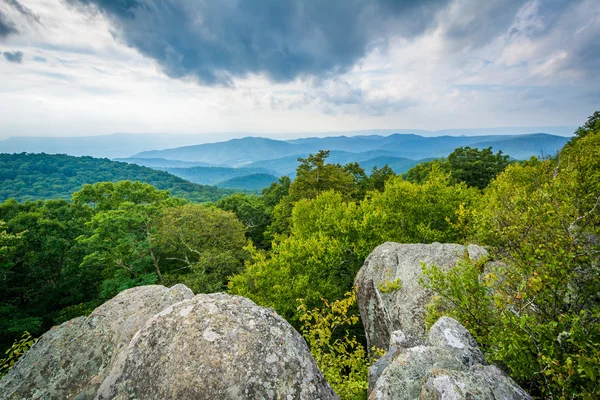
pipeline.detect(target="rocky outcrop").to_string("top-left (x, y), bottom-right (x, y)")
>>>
top-left (369, 317), bottom-right (532, 400)
top-left (355, 242), bottom-right (488, 351)
top-left (0, 284), bottom-right (194, 400)
top-left (0, 286), bottom-right (338, 400)
top-left (96, 292), bottom-right (338, 400)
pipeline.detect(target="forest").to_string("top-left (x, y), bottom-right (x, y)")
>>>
top-left (1, 112), bottom-right (599, 399)
top-left (0, 153), bottom-right (239, 202)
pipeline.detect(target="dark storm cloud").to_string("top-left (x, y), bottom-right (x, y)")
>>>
top-left (0, 0), bottom-right (41, 38)
top-left (3, 50), bottom-right (23, 63)
top-left (70, 0), bottom-right (452, 85)
top-left (69, 0), bottom-right (598, 86)
top-left (0, 12), bottom-right (18, 38)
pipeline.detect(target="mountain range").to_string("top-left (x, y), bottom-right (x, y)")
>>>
top-left (0, 131), bottom-right (572, 192)
top-left (0, 127), bottom-right (573, 159)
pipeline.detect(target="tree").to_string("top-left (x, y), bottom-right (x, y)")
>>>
top-left (403, 147), bottom-right (511, 189)
top-left (366, 165), bottom-right (396, 192)
top-left (446, 146), bottom-right (510, 189)
top-left (574, 110), bottom-right (600, 139)
top-left (155, 204), bottom-right (247, 294)
top-left (74, 182), bottom-right (181, 299)
top-left (216, 193), bottom-right (270, 248)
top-left (290, 151), bottom-right (355, 201)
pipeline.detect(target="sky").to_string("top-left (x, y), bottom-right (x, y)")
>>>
top-left (0, 0), bottom-right (598, 138)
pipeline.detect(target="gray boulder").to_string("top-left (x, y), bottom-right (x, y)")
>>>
top-left (96, 292), bottom-right (338, 400)
top-left (1, 286), bottom-right (338, 400)
top-left (0, 284), bottom-right (193, 400)
top-left (369, 317), bottom-right (531, 400)
top-left (355, 242), bottom-right (488, 351)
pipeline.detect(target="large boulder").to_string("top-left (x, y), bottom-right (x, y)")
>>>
top-left (0, 286), bottom-right (338, 400)
top-left (0, 284), bottom-right (193, 400)
top-left (97, 292), bottom-right (337, 399)
top-left (369, 317), bottom-right (531, 400)
top-left (355, 242), bottom-right (488, 351)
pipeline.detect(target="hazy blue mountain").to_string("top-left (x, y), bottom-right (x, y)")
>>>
top-left (113, 157), bottom-right (219, 168)
top-left (215, 173), bottom-right (279, 190)
top-left (134, 137), bottom-right (315, 166)
top-left (0, 133), bottom-right (234, 159)
top-left (133, 133), bottom-right (569, 167)
top-left (358, 156), bottom-right (421, 173)
top-left (245, 150), bottom-right (417, 176)
top-left (162, 166), bottom-right (280, 186)
top-left (467, 133), bottom-right (570, 159)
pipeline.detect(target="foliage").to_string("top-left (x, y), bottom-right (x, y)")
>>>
top-left (156, 204), bottom-right (247, 294)
top-left (216, 193), bottom-right (271, 248)
top-left (403, 146), bottom-right (510, 189)
top-left (377, 278), bottom-right (402, 293)
top-left (0, 331), bottom-right (37, 378)
top-left (360, 167), bottom-right (480, 248)
top-left (447, 146), bottom-right (510, 189)
top-left (423, 124), bottom-right (600, 398)
top-left (573, 111), bottom-right (600, 139)
top-left (0, 153), bottom-right (237, 203)
top-left (298, 291), bottom-right (376, 400)
top-left (0, 181), bottom-right (247, 354)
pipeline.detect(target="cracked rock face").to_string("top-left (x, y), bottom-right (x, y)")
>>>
top-left (1, 286), bottom-right (338, 400)
top-left (369, 317), bottom-right (532, 400)
top-left (355, 242), bottom-right (488, 351)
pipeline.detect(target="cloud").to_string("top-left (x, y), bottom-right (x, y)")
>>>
top-left (69, 0), bottom-right (453, 85)
top-left (0, 12), bottom-right (18, 38)
top-left (3, 50), bottom-right (23, 63)
top-left (0, 0), bottom-right (41, 38)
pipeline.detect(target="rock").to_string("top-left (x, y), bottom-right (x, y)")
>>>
top-left (355, 242), bottom-right (488, 351)
top-left (0, 284), bottom-right (193, 400)
top-left (368, 346), bottom-right (400, 392)
top-left (96, 292), bottom-right (338, 400)
top-left (427, 316), bottom-right (485, 368)
top-left (1, 285), bottom-right (337, 400)
top-left (369, 317), bottom-right (531, 400)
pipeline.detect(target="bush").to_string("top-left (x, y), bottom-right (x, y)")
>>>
top-left (297, 290), bottom-right (380, 400)
top-left (0, 331), bottom-right (37, 378)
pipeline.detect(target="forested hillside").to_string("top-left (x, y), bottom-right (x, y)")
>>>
top-left (1, 113), bottom-right (599, 399)
top-left (0, 153), bottom-right (237, 202)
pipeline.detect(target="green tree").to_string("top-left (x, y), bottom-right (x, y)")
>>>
top-left (290, 151), bottom-right (355, 201)
top-left (216, 193), bottom-right (270, 248)
top-left (155, 204), bottom-right (247, 294)
top-left (75, 182), bottom-right (181, 299)
top-left (446, 146), bottom-right (510, 189)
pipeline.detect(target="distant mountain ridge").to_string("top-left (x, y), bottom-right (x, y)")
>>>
top-left (132, 133), bottom-right (569, 167)
top-left (0, 127), bottom-right (574, 159)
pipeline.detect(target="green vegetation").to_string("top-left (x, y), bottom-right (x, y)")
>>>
top-left (0, 153), bottom-right (237, 202)
top-left (298, 291), bottom-right (379, 400)
top-left (403, 146), bottom-right (511, 189)
top-left (0, 332), bottom-right (37, 378)
top-left (421, 113), bottom-right (600, 398)
top-left (0, 181), bottom-right (248, 354)
top-left (1, 113), bottom-right (599, 399)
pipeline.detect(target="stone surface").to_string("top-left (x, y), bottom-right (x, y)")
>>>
top-left (369, 317), bottom-right (532, 400)
top-left (96, 292), bottom-right (338, 400)
top-left (355, 242), bottom-right (488, 351)
top-left (0, 284), bottom-right (193, 400)
top-left (0, 285), bottom-right (337, 400)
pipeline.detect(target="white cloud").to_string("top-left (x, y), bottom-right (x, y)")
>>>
top-left (0, 0), bottom-right (598, 138)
